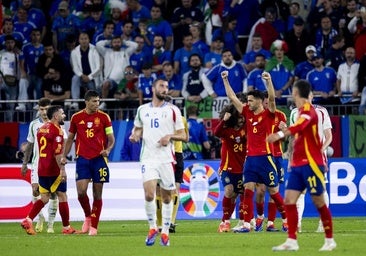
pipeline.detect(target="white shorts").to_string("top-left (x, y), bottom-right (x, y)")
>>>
top-left (141, 162), bottom-right (176, 191)
top-left (31, 168), bottom-right (39, 184)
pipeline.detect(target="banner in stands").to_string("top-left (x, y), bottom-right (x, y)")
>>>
top-left (1, 158), bottom-right (365, 222)
top-left (348, 115), bottom-right (366, 157)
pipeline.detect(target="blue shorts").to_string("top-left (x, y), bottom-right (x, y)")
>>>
top-left (286, 164), bottom-right (325, 195)
top-left (274, 156), bottom-right (285, 183)
top-left (220, 171), bottom-right (243, 194)
top-left (39, 175), bottom-right (66, 193)
top-left (244, 155), bottom-right (278, 187)
top-left (76, 155), bottom-right (110, 183)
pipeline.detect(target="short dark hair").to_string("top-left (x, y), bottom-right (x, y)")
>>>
top-left (219, 104), bottom-right (240, 128)
top-left (38, 97), bottom-right (52, 107)
top-left (186, 105), bottom-right (199, 116)
top-left (47, 105), bottom-right (62, 120)
top-left (293, 79), bottom-right (312, 98)
top-left (84, 90), bottom-right (100, 101)
top-left (247, 90), bottom-right (265, 101)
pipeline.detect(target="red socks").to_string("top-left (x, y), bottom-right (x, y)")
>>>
top-left (78, 195), bottom-right (91, 217)
top-left (91, 199), bottom-right (102, 229)
top-left (28, 200), bottom-right (45, 220)
top-left (59, 202), bottom-right (70, 227)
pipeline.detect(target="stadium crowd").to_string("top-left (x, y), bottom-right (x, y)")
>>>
top-left (0, 0), bottom-right (366, 122)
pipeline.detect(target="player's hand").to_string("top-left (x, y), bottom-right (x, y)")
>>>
top-left (221, 70), bottom-right (228, 79)
top-left (278, 121), bottom-right (287, 130)
top-left (21, 164), bottom-right (28, 177)
top-left (158, 135), bottom-right (170, 147)
top-left (100, 149), bottom-right (110, 157)
top-left (266, 133), bottom-right (280, 143)
top-left (262, 71), bottom-right (271, 81)
top-left (223, 112), bottom-right (231, 121)
top-left (60, 169), bottom-right (67, 183)
top-left (129, 133), bottom-right (140, 143)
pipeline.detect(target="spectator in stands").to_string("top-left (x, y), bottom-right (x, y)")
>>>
top-left (182, 53), bottom-right (208, 103)
top-left (151, 35), bottom-right (172, 75)
top-left (70, 32), bottom-right (102, 110)
top-left (265, 40), bottom-right (295, 105)
top-left (51, 1), bottom-right (81, 52)
top-left (307, 52), bottom-right (337, 104)
top-left (253, 6), bottom-right (281, 51)
top-left (348, 7), bottom-right (366, 60)
top-left (202, 49), bottom-right (246, 98)
top-left (21, 29), bottom-right (44, 100)
top-left (204, 36), bottom-right (224, 69)
top-left (19, 0), bottom-right (47, 40)
top-left (130, 35), bottom-right (152, 73)
top-left (13, 5), bottom-right (37, 45)
top-left (0, 35), bottom-right (28, 120)
top-left (138, 63), bottom-right (157, 105)
top-left (202, 0), bottom-right (224, 45)
top-left (82, 7), bottom-right (106, 40)
top-left (160, 62), bottom-right (182, 98)
top-left (315, 15), bottom-right (339, 57)
top-left (125, 0), bottom-right (151, 28)
top-left (285, 16), bottom-right (312, 65)
top-left (286, 1), bottom-right (301, 31)
top-left (247, 53), bottom-right (267, 92)
top-left (260, 0), bottom-right (290, 23)
top-left (336, 47), bottom-right (360, 104)
top-left (308, 0), bottom-right (343, 34)
top-left (183, 105), bottom-right (211, 160)
top-left (190, 22), bottom-right (210, 57)
top-left (358, 53), bottom-right (366, 114)
top-left (325, 34), bottom-right (345, 71)
top-left (340, 0), bottom-right (357, 48)
top-left (294, 45), bottom-right (316, 81)
top-left (92, 20), bottom-right (115, 45)
top-left (96, 35), bottom-right (138, 110)
top-left (174, 33), bottom-right (203, 79)
top-left (212, 15), bottom-right (242, 60)
top-left (59, 35), bottom-right (77, 88)
top-left (42, 64), bottom-right (71, 107)
top-left (171, 0), bottom-right (204, 51)
top-left (0, 18), bottom-right (26, 50)
top-left (108, 0), bottom-right (126, 36)
top-left (113, 65), bottom-right (139, 119)
top-left (36, 41), bottom-right (64, 89)
top-left (144, 5), bottom-right (173, 51)
top-left (120, 21), bottom-right (135, 42)
top-left (242, 34), bottom-right (271, 73)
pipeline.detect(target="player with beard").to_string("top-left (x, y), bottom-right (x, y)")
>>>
top-left (129, 78), bottom-right (186, 246)
top-left (21, 105), bottom-right (77, 235)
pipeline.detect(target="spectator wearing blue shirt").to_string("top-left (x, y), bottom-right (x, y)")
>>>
top-left (151, 35), bottom-right (172, 75)
top-left (13, 6), bottom-right (37, 45)
top-left (52, 1), bottom-right (81, 52)
top-left (265, 40), bottom-right (295, 105)
top-left (174, 33), bottom-right (203, 80)
top-left (202, 49), bottom-right (246, 97)
top-left (81, 8), bottom-right (106, 40)
top-left (204, 36), bottom-right (224, 69)
top-left (190, 22), bottom-right (210, 57)
top-left (212, 15), bottom-right (242, 60)
top-left (145, 5), bottom-right (173, 51)
top-left (18, 0), bottom-right (47, 39)
top-left (242, 34), bottom-right (271, 73)
top-left (138, 63), bottom-right (157, 105)
top-left (294, 45), bottom-right (316, 81)
top-left (21, 29), bottom-right (44, 100)
top-left (247, 53), bottom-right (267, 92)
top-left (315, 15), bottom-right (338, 58)
top-left (306, 53), bottom-right (337, 105)
top-left (130, 35), bottom-right (152, 73)
top-left (160, 62), bottom-right (182, 98)
top-left (0, 19), bottom-right (26, 50)
top-left (183, 105), bottom-right (211, 160)
top-left (125, 0), bottom-right (151, 28)
top-left (92, 20), bottom-right (114, 45)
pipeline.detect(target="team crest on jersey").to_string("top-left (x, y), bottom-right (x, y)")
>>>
top-left (56, 136), bottom-right (62, 142)
top-left (235, 136), bottom-right (241, 143)
top-left (95, 117), bottom-right (101, 127)
top-left (225, 176), bottom-right (230, 183)
top-left (87, 122), bottom-right (93, 128)
top-left (258, 116), bottom-right (262, 122)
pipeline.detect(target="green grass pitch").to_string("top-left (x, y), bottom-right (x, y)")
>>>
top-left (1, 217), bottom-right (365, 256)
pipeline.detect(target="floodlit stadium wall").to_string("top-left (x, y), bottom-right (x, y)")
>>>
top-left (0, 159), bottom-right (365, 222)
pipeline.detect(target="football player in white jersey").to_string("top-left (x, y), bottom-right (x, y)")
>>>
top-left (129, 78), bottom-right (187, 246)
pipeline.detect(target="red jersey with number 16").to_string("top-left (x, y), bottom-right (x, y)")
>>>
top-left (37, 122), bottom-right (64, 176)
top-left (69, 110), bottom-right (113, 159)
top-left (241, 105), bottom-right (274, 156)
top-left (288, 102), bottom-right (324, 167)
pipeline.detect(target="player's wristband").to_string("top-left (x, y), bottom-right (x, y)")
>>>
top-left (277, 131), bottom-right (285, 139)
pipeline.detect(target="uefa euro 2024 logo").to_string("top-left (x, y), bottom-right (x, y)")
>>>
top-left (179, 163), bottom-right (220, 217)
